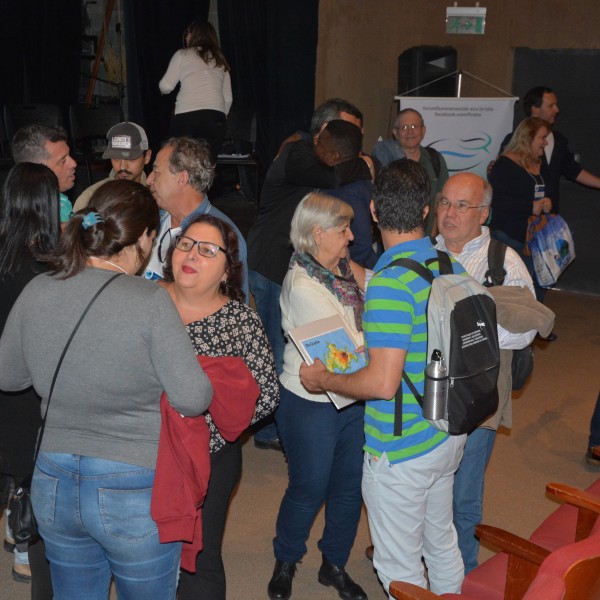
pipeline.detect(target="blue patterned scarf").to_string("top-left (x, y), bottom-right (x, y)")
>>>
top-left (290, 252), bottom-right (364, 331)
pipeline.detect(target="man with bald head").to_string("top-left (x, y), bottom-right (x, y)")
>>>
top-left (435, 172), bottom-right (536, 574)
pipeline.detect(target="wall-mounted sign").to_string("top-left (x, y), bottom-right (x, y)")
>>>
top-left (446, 6), bottom-right (487, 35)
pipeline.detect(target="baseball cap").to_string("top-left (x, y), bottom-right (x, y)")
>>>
top-left (102, 122), bottom-right (149, 159)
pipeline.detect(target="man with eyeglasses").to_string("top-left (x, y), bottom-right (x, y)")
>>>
top-left (372, 109), bottom-right (449, 236)
top-left (435, 172), bottom-right (536, 575)
top-left (143, 137), bottom-right (248, 302)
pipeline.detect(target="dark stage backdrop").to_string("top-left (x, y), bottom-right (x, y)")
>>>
top-left (0, 0), bottom-right (81, 120)
top-left (124, 1), bottom-right (211, 153)
top-left (1, 1), bottom-right (319, 177)
top-left (218, 0), bottom-right (319, 167)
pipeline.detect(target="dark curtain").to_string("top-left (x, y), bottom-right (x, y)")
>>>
top-left (218, 0), bottom-right (319, 167)
top-left (124, 1), bottom-right (210, 153)
top-left (0, 0), bottom-right (81, 121)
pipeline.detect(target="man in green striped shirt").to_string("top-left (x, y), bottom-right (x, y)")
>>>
top-left (300, 159), bottom-right (466, 597)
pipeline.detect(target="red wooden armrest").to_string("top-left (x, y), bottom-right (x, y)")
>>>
top-left (476, 525), bottom-right (551, 600)
top-left (389, 581), bottom-right (443, 600)
top-left (546, 482), bottom-right (600, 540)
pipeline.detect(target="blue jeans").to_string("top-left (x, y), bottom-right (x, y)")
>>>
top-left (31, 453), bottom-right (181, 600)
top-left (273, 387), bottom-right (365, 566)
top-left (249, 270), bottom-right (284, 442)
top-left (452, 428), bottom-right (496, 574)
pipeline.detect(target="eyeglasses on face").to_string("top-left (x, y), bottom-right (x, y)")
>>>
top-left (393, 124), bottom-right (423, 132)
top-left (437, 199), bottom-right (486, 213)
top-left (174, 235), bottom-right (227, 258)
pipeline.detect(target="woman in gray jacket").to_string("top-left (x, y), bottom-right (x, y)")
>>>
top-left (0, 180), bottom-right (213, 600)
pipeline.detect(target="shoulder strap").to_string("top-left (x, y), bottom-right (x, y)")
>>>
top-left (380, 250), bottom-right (452, 436)
top-left (384, 249), bottom-right (453, 281)
top-left (425, 146), bottom-right (441, 179)
top-left (33, 273), bottom-right (122, 462)
top-left (484, 238), bottom-right (507, 287)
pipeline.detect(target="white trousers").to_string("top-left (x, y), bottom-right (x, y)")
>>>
top-left (362, 435), bottom-right (466, 597)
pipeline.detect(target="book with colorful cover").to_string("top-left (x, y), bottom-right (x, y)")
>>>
top-left (288, 314), bottom-right (366, 409)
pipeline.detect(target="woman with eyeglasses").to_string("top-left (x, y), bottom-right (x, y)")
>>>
top-left (0, 179), bottom-right (213, 600)
top-left (160, 214), bottom-right (279, 600)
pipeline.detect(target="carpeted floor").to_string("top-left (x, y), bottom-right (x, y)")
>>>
top-left (1, 290), bottom-right (599, 600)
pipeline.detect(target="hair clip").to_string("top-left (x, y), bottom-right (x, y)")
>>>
top-left (82, 212), bottom-right (104, 230)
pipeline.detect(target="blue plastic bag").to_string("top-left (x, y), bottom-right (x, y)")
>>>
top-left (528, 214), bottom-right (575, 287)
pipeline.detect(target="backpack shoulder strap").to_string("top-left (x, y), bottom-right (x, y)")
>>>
top-left (386, 250), bottom-right (453, 281)
top-left (381, 250), bottom-right (453, 436)
top-left (484, 238), bottom-right (507, 287)
top-left (425, 146), bottom-right (441, 179)
top-left (387, 256), bottom-right (433, 283)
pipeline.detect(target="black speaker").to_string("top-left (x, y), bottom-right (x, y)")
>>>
top-left (398, 46), bottom-right (458, 97)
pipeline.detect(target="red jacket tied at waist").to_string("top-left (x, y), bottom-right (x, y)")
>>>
top-left (151, 355), bottom-right (259, 572)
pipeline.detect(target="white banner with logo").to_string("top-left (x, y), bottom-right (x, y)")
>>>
top-left (394, 96), bottom-right (517, 179)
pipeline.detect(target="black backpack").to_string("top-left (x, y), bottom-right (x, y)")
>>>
top-left (387, 250), bottom-right (500, 436)
top-left (483, 238), bottom-right (534, 391)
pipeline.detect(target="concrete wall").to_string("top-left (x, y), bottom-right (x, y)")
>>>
top-left (316, 0), bottom-right (600, 151)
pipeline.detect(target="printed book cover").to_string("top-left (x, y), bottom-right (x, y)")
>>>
top-left (288, 314), bottom-right (366, 409)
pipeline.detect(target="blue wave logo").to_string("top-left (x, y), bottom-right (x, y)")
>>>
top-left (428, 133), bottom-right (493, 173)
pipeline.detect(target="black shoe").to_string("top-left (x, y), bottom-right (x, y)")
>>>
top-left (12, 565), bottom-right (32, 584)
top-left (318, 558), bottom-right (368, 600)
top-left (268, 560), bottom-right (296, 600)
top-left (586, 448), bottom-right (600, 468)
top-left (255, 438), bottom-right (283, 452)
top-left (536, 331), bottom-right (557, 342)
top-left (3, 538), bottom-right (15, 554)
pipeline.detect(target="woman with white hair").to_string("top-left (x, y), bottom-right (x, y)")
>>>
top-left (267, 192), bottom-right (367, 600)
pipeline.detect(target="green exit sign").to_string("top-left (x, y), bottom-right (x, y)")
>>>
top-left (446, 7), bottom-right (487, 35)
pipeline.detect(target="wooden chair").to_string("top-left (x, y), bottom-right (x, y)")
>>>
top-left (462, 481), bottom-right (600, 600)
top-left (530, 480), bottom-right (600, 550)
top-left (389, 527), bottom-right (600, 600)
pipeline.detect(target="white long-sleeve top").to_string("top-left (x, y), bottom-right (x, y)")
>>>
top-left (436, 226), bottom-right (536, 350)
top-left (159, 48), bottom-right (232, 116)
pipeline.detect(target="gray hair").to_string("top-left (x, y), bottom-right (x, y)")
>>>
top-left (482, 179), bottom-right (493, 207)
top-left (164, 137), bottom-right (215, 193)
top-left (290, 192), bottom-right (354, 255)
top-left (394, 108), bottom-right (424, 128)
top-left (309, 98), bottom-right (363, 136)
top-left (12, 124), bottom-right (68, 164)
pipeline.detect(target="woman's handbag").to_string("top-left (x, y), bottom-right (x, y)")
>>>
top-left (8, 475), bottom-right (37, 545)
top-left (8, 273), bottom-right (122, 545)
top-left (525, 214), bottom-right (575, 288)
